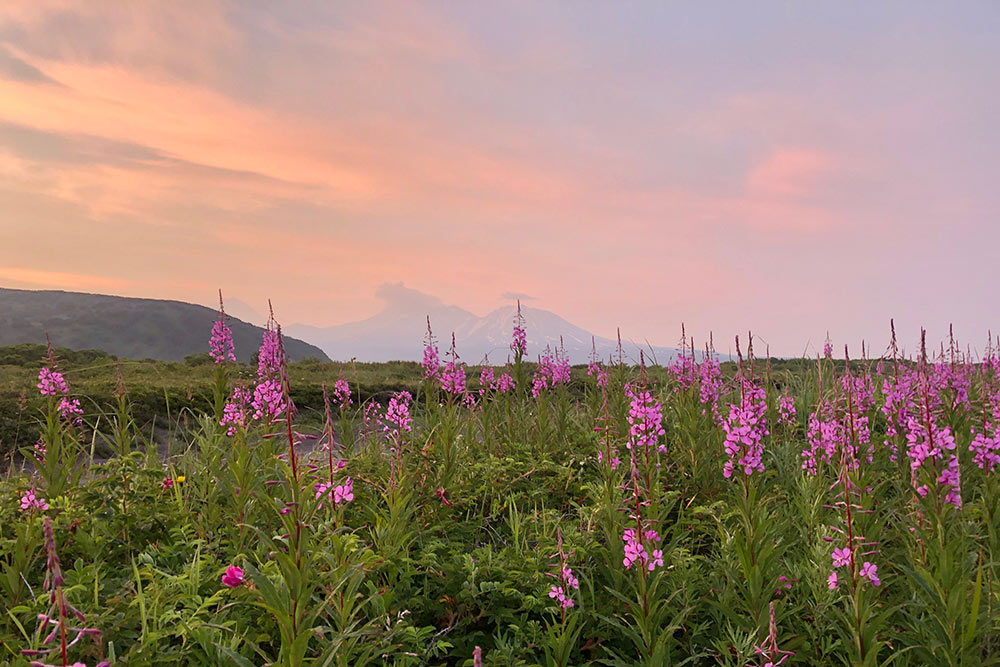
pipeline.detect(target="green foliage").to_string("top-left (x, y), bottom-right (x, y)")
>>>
top-left (0, 349), bottom-right (998, 666)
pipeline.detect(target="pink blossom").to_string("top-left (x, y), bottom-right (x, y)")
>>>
top-left (831, 547), bottom-right (851, 569)
top-left (331, 379), bottom-right (352, 408)
top-left (859, 561), bottom-right (881, 586)
top-left (209, 312), bottom-right (236, 364)
top-left (251, 380), bottom-right (285, 421)
top-left (827, 570), bottom-right (838, 590)
top-left (511, 302), bottom-right (527, 357)
top-left (221, 565), bottom-right (244, 588)
top-left (20, 489), bottom-right (49, 512)
top-left (37, 367), bottom-right (68, 397)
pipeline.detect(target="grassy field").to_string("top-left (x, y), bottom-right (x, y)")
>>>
top-left (1, 332), bottom-right (996, 666)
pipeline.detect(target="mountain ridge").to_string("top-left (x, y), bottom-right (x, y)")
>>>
top-left (0, 288), bottom-right (329, 362)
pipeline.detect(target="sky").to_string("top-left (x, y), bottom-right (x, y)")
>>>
top-left (1, 2), bottom-right (998, 357)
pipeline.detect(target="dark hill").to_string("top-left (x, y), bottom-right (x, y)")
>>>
top-left (0, 288), bottom-right (329, 362)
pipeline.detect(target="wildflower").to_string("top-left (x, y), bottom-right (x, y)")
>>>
top-left (752, 601), bottom-right (794, 667)
top-left (20, 488), bottom-right (49, 512)
top-left (383, 392), bottom-right (413, 438)
top-left (859, 561), bottom-right (881, 586)
top-left (221, 565), bottom-right (245, 588)
top-left (831, 547), bottom-right (851, 569)
top-left (58, 397), bottom-right (83, 424)
top-left (209, 292), bottom-right (236, 363)
top-left (970, 427), bottom-right (1000, 472)
top-left (257, 330), bottom-right (283, 380)
top-left (251, 379), bottom-right (285, 421)
top-left (548, 529), bottom-right (578, 610)
top-left (492, 372), bottom-right (515, 393)
top-left (440, 334), bottom-right (467, 395)
top-left (722, 379), bottom-right (769, 477)
top-left (221, 385), bottom-right (251, 435)
top-left (511, 301), bottom-right (527, 357)
top-left (827, 570), bottom-right (838, 590)
top-left (176, 476), bottom-right (185, 484)
top-left (622, 526), bottom-right (664, 572)
top-left (548, 585), bottom-right (574, 609)
top-left (37, 367), bottom-right (68, 397)
top-left (625, 383), bottom-right (666, 451)
top-left (437, 488), bottom-right (452, 506)
top-left (422, 317), bottom-right (441, 382)
top-left (331, 378), bottom-right (352, 408)
top-left (21, 518), bottom-right (109, 666)
top-left (314, 477), bottom-right (354, 509)
top-left (161, 477), bottom-right (174, 490)
top-left (778, 395), bottom-right (796, 426)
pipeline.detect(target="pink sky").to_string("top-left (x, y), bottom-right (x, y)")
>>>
top-left (1, 2), bottom-right (998, 356)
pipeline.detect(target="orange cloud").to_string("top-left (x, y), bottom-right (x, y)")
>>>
top-left (0, 266), bottom-right (129, 291)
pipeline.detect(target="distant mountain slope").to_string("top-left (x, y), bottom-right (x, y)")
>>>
top-left (287, 283), bottom-right (693, 364)
top-left (0, 288), bottom-right (329, 362)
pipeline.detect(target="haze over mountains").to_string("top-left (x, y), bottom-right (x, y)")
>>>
top-left (1, 284), bottom-right (703, 365)
top-left (286, 283), bottom-right (692, 364)
top-left (0, 288), bottom-right (328, 363)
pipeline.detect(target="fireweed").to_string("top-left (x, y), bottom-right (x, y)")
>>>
top-left (21, 518), bottom-right (110, 667)
top-left (7, 315), bottom-right (1000, 664)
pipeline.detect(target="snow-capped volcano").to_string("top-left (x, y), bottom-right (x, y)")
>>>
top-left (286, 283), bottom-right (692, 365)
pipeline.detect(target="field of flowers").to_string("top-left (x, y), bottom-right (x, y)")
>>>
top-left (1, 301), bottom-right (998, 666)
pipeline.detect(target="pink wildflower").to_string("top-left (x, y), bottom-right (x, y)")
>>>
top-left (209, 292), bottom-right (236, 363)
top-left (20, 488), bottom-right (49, 512)
top-left (221, 566), bottom-right (244, 588)
top-left (37, 367), bottom-right (68, 397)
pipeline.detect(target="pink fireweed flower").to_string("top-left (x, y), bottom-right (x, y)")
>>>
top-left (698, 353), bottom-right (724, 425)
top-left (331, 378), bottom-right (351, 408)
top-left (221, 566), bottom-right (244, 588)
top-left (221, 385), bottom-right (252, 435)
top-left (823, 333), bottom-right (833, 360)
top-left (970, 426), bottom-right (1000, 472)
top-left (209, 293), bottom-right (236, 363)
top-left (531, 346), bottom-right (571, 397)
top-left (827, 570), bottom-right (838, 590)
top-left (548, 585), bottom-right (574, 608)
top-left (548, 529), bottom-right (579, 610)
top-left (161, 477), bottom-right (174, 490)
top-left (37, 367), bottom-right (68, 397)
top-left (22, 518), bottom-right (110, 666)
top-left (383, 391), bottom-right (413, 438)
top-left (511, 301), bottom-right (527, 358)
top-left (256, 328), bottom-right (283, 379)
top-left (859, 561), bottom-right (881, 586)
top-left (422, 317), bottom-right (440, 382)
top-left (622, 526), bottom-right (664, 571)
top-left (33, 439), bottom-right (46, 464)
top-left (20, 488), bottom-right (48, 512)
top-left (440, 334), bottom-right (467, 395)
top-left (437, 488), bottom-right (452, 506)
top-left (314, 477), bottom-right (354, 509)
top-left (251, 379), bottom-right (285, 421)
top-left (492, 372), bottom-right (515, 393)
top-left (625, 383), bottom-right (666, 452)
top-left (722, 380), bottom-right (769, 478)
top-left (752, 601), bottom-right (794, 667)
top-left (479, 363), bottom-right (494, 390)
top-left (831, 547), bottom-right (851, 569)
top-left (778, 395), bottom-right (796, 426)
top-left (937, 455), bottom-right (962, 508)
top-left (57, 397), bottom-right (83, 424)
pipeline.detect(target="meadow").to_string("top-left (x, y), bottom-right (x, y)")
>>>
top-left (1, 307), bottom-right (997, 666)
